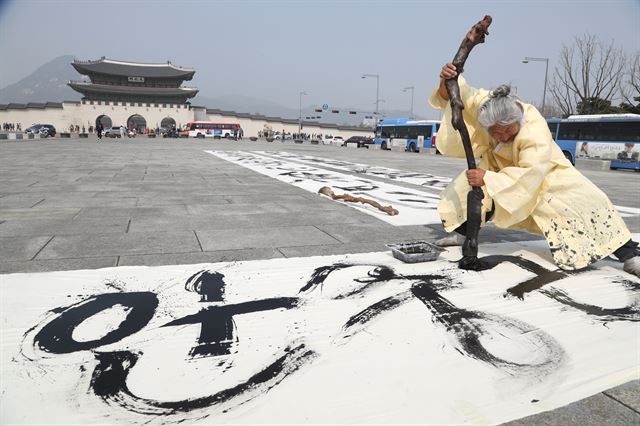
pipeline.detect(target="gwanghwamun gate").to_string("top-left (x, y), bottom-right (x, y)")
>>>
top-left (0, 58), bottom-right (373, 138)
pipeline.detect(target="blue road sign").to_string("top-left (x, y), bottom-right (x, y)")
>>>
top-left (322, 104), bottom-right (329, 111)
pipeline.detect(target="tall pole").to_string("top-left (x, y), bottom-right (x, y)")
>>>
top-left (403, 86), bottom-right (415, 117)
top-left (298, 91), bottom-right (307, 136)
top-left (542, 58), bottom-right (548, 114)
top-left (362, 73), bottom-right (380, 115)
top-left (375, 75), bottom-right (380, 115)
top-left (522, 56), bottom-right (549, 114)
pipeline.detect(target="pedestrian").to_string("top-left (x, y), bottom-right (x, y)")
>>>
top-left (430, 62), bottom-right (639, 277)
top-left (97, 124), bottom-right (103, 140)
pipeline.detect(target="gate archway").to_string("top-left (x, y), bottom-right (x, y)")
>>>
top-left (127, 114), bottom-right (147, 134)
top-left (95, 115), bottom-right (112, 129)
top-left (161, 117), bottom-right (176, 130)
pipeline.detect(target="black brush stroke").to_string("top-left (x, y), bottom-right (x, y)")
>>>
top-left (480, 255), bottom-right (569, 299)
top-left (163, 298), bottom-right (300, 358)
top-left (90, 343), bottom-right (317, 416)
top-left (411, 282), bottom-right (564, 374)
top-left (539, 287), bottom-right (640, 322)
top-left (34, 292), bottom-right (158, 354)
top-left (185, 270), bottom-right (226, 302)
top-left (341, 290), bottom-right (414, 335)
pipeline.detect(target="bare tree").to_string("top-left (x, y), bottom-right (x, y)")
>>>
top-left (549, 33), bottom-right (626, 116)
top-left (620, 50), bottom-right (640, 105)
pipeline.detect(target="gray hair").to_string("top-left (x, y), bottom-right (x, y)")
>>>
top-left (477, 85), bottom-right (524, 128)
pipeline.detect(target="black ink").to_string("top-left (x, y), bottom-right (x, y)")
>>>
top-left (300, 263), bottom-right (399, 299)
top-left (299, 263), bottom-right (354, 293)
top-left (185, 270), bottom-right (226, 302)
top-left (539, 287), bottom-right (640, 322)
top-left (480, 255), bottom-right (569, 299)
top-left (387, 191), bottom-right (417, 196)
top-left (334, 184), bottom-right (379, 192)
top-left (34, 292), bottom-right (158, 354)
top-left (90, 344), bottom-right (317, 415)
top-left (411, 282), bottom-right (564, 374)
top-left (162, 298), bottom-right (300, 358)
top-left (397, 199), bottom-right (433, 204)
top-left (341, 291), bottom-right (414, 340)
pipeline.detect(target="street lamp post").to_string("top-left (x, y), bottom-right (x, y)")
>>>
top-left (522, 56), bottom-right (549, 114)
top-left (403, 86), bottom-right (415, 117)
top-left (298, 91), bottom-right (307, 136)
top-left (362, 73), bottom-right (380, 115)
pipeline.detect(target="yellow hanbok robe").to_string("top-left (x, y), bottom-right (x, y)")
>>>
top-left (429, 76), bottom-right (630, 270)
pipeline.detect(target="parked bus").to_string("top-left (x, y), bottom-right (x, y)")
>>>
top-left (374, 118), bottom-right (440, 152)
top-left (180, 121), bottom-right (241, 139)
top-left (546, 114), bottom-right (639, 170)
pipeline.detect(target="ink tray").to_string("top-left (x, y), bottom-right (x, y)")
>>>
top-left (386, 241), bottom-right (446, 263)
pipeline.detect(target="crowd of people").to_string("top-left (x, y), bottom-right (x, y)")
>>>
top-left (2, 122), bottom-right (21, 131)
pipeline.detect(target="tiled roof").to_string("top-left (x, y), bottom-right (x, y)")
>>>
top-left (71, 58), bottom-right (195, 80)
top-left (68, 81), bottom-right (198, 98)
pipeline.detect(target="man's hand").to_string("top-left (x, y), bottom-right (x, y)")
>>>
top-left (438, 63), bottom-right (464, 101)
top-left (440, 63), bottom-right (460, 80)
top-left (466, 168), bottom-right (486, 187)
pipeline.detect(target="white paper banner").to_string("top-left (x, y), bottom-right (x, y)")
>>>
top-left (259, 150), bottom-right (452, 190)
top-left (2, 240), bottom-right (639, 425)
top-left (258, 151), bottom-right (639, 218)
top-left (206, 150), bottom-right (442, 226)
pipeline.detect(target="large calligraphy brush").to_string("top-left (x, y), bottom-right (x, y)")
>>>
top-left (443, 15), bottom-right (492, 271)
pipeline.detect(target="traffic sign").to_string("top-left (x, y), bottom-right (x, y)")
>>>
top-left (322, 104), bottom-right (329, 111)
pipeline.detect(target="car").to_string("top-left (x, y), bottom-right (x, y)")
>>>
top-left (24, 125), bottom-right (42, 134)
top-left (332, 136), bottom-right (345, 145)
top-left (322, 135), bottom-right (334, 145)
top-left (273, 133), bottom-right (292, 140)
top-left (343, 136), bottom-right (374, 148)
top-left (103, 126), bottom-right (128, 138)
top-left (25, 124), bottom-right (56, 137)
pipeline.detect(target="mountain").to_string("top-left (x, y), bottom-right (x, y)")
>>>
top-left (0, 55), bottom-right (81, 103)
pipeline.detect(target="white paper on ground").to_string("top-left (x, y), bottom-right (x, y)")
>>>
top-left (257, 150), bottom-right (452, 191)
top-left (258, 151), bottom-right (640, 219)
top-left (205, 150), bottom-right (442, 226)
top-left (1, 239), bottom-right (639, 425)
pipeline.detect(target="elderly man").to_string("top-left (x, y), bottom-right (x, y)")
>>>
top-left (430, 63), bottom-right (639, 277)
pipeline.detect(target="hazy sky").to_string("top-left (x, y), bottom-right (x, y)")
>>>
top-left (1, 0), bottom-right (638, 118)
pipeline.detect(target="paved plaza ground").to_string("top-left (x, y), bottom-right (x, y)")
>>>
top-left (1, 136), bottom-right (639, 424)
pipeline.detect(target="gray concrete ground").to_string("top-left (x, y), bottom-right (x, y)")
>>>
top-left (1, 136), bottom-right (639, 424)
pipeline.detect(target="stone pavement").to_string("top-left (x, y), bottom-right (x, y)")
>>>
top-left (1, 136), bottom-right (638, 424)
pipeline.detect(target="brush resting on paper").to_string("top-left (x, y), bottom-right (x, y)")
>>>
top-left (318, 186), bottom-right (399, 216)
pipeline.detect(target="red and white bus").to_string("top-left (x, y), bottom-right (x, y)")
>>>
top-left (180, 121), bottom-right (241, 139)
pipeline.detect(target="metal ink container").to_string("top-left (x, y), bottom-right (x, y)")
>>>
top-left (386, 241), bottom-right (446, 263)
